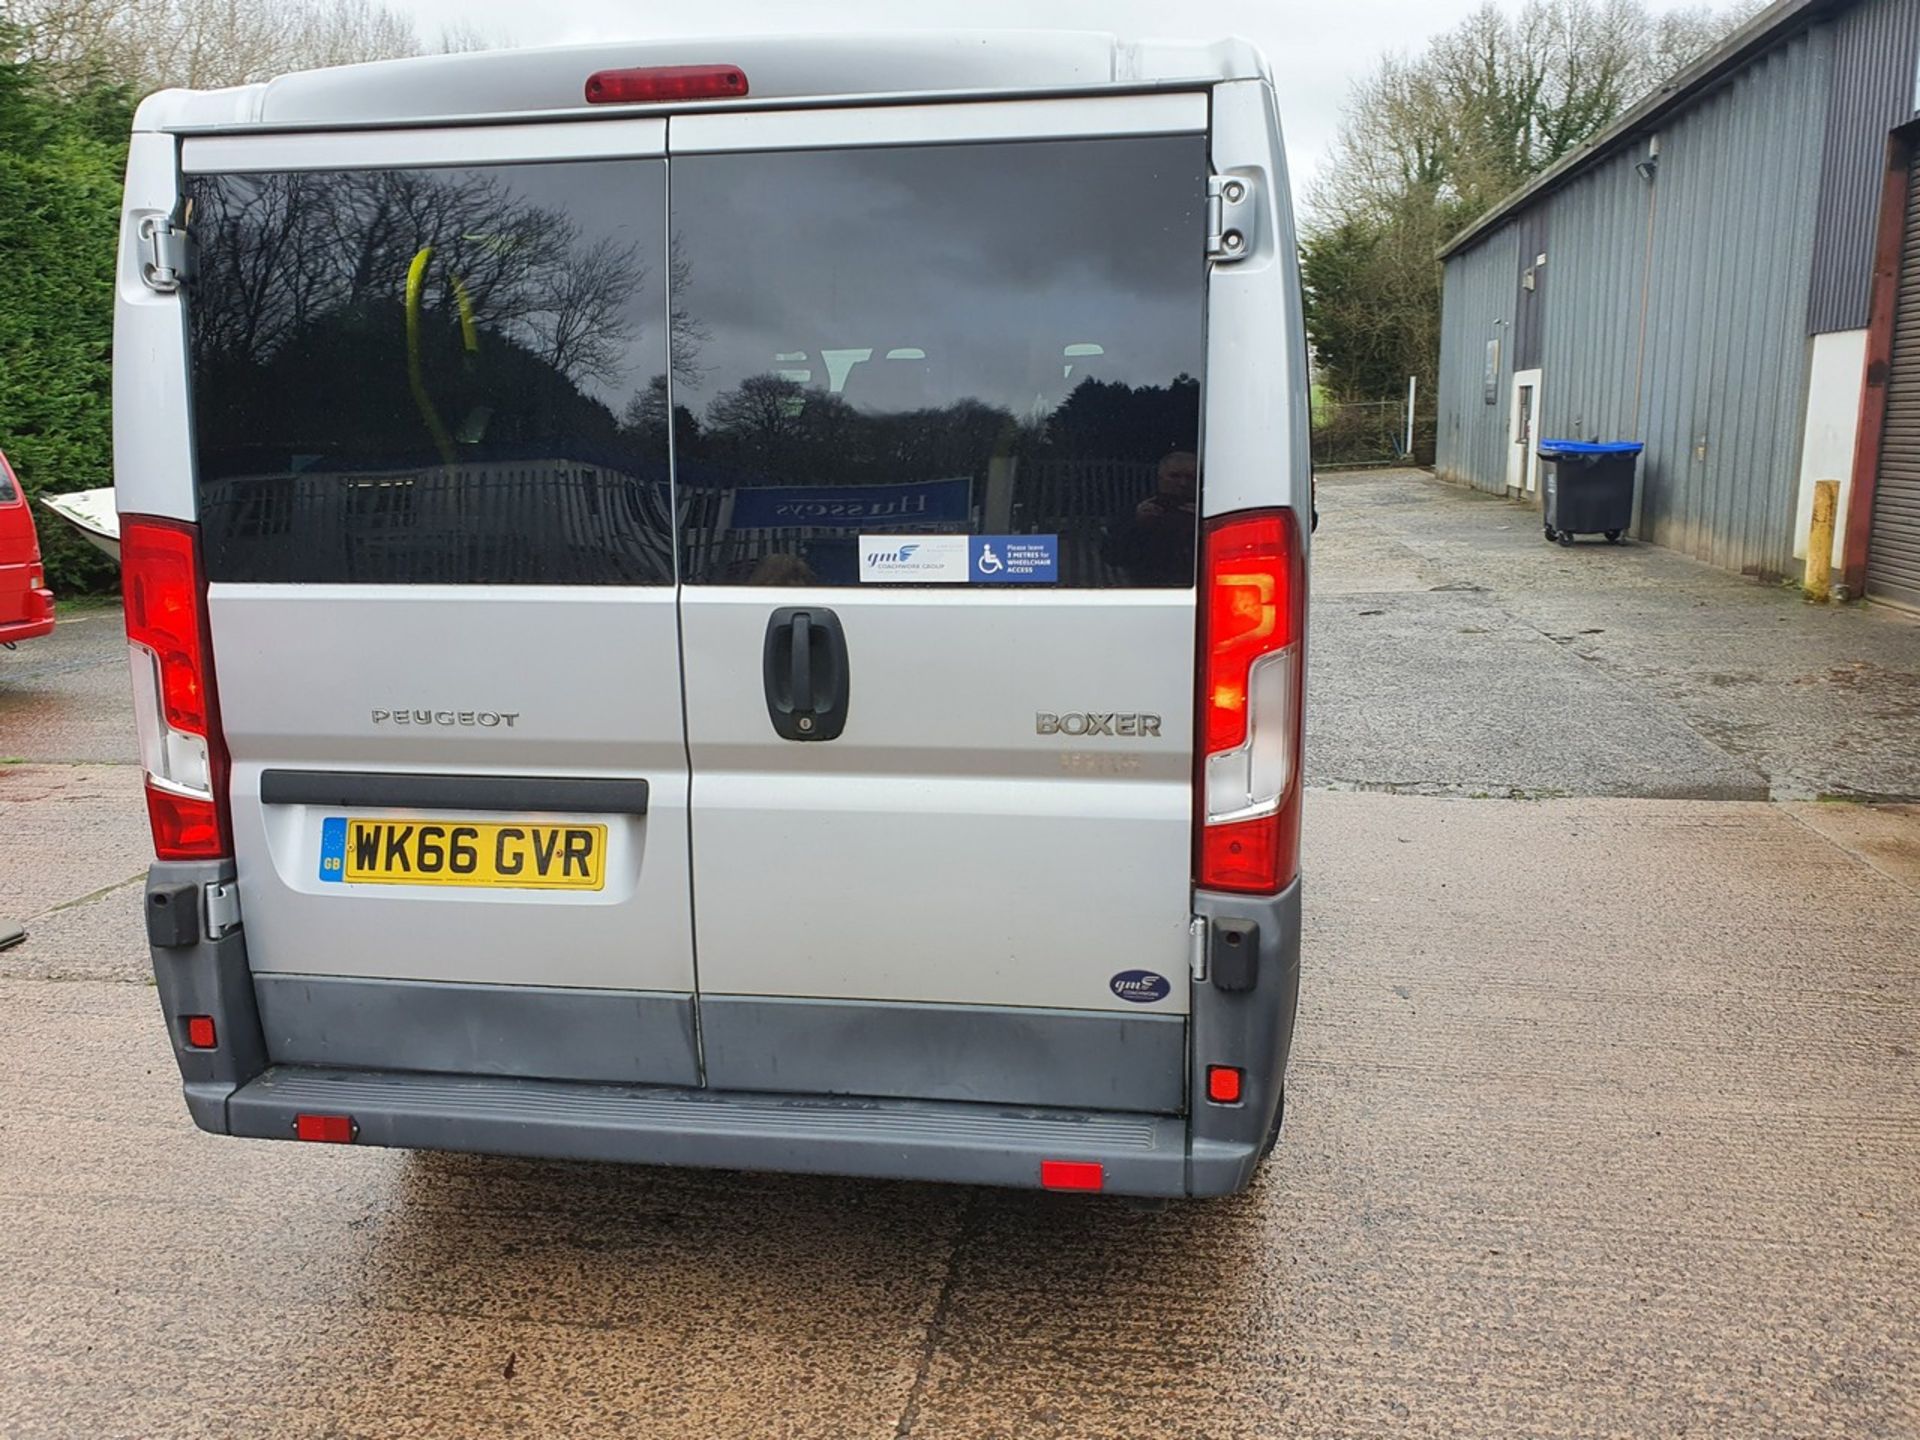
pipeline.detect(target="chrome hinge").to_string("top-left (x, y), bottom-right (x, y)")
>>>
top-left (139, 213), bottom-right (193, 293)
top-left (204, 881), bottom-right (241, 939)
top-left (1189, 916), bottom-right (1209, 983)
top-left (1207, 174), bottom-right (1255, 263)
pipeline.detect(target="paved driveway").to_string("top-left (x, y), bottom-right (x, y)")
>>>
top-left (2, 476), bottom-right (1917, 1439)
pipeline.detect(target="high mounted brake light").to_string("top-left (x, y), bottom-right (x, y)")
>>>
top-left (1197, 510), bottom-right (1305, 894)
top-left (584, 65), bottom-right (749, 105)
top-left (122, 515), bottom-right (231, 861)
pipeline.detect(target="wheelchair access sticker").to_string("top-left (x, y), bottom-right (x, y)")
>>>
top-left (858, 534), bottom-right (1059, 584)
top-left (970, 535), bottom-right (1058, 584)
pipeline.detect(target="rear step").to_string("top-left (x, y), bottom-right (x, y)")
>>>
top-left (226, 1067), bottom-right (1190, 1196)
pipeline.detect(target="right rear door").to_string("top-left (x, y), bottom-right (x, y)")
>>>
top-left (670, 97), bottom-right (1211, 1110)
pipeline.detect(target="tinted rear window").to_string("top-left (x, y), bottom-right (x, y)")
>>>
top-left (186, 161), bottom-right (673, 584)
top-left (0, 463), bottom-right (16, 505)
top-left (671, 136), bottom-right (1207, 587)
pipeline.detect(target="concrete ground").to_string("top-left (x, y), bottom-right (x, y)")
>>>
top-left (2, 475), bottom-right (1918, 1439)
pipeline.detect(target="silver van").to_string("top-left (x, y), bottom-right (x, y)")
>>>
top-left (116, 32), bottom-right (1310, 1198)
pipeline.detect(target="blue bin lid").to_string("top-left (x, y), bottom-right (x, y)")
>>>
top-left (1538, 439), bottom-right (1644, 457)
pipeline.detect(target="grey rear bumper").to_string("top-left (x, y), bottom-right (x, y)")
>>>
top-left (228, 1066), bottom-right (1195, 1196)
top-left (147, 862), bottom-right (1303, 1199)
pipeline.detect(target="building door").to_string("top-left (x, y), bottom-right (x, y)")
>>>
top-left (1508, 369), bottom-right (1544, 497)
top-left (1868, 149), bottom-right (1920, 610)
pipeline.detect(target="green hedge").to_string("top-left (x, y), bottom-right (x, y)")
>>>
top-left (0, 56), bottom-right (131, 595)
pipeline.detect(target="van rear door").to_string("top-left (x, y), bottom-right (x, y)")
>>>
top-left (175, 123), bottom-right (701, 1085)
top-left (670, 98), bottom-right (1210, 1111)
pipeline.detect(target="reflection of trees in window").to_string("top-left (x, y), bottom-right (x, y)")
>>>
top-left (190, 169), bottom-right (647, 387)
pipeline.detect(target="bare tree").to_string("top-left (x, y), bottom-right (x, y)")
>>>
top-left (3, 0), bottom-right (427, 92)
top-left (1302, 0), bottom-right (1758, 403)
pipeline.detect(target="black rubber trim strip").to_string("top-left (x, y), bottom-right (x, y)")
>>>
top-left (259, 770), bottom-right (649, 815)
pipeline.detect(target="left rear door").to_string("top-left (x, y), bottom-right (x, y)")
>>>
top-left (175, 122), bottom-right (699, 1082)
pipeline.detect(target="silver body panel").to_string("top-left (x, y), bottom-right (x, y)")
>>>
top-left (681, 588), bottom-right (1196, 1012)
top-left (212, 586), bottom-right (696, 993)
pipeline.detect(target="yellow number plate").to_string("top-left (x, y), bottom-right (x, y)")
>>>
top-left (319, 818), bottom-right (607, 891)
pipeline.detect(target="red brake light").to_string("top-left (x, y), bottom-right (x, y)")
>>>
top-left (1198, 510), bottom-right (1304, 894)
top-left (123, 516), bottom-right (231, 862)
top-left (295, 1114), bottom-right (357, 1144)
top-left (584, 65), bottom-right (749, 105)
top-left (185, 1015), bottom-right (217, 1050)
top-left (1040, 1160), bottom-right (1105, 1193)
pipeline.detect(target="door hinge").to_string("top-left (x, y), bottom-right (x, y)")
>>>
top-left (1188, 916), bottom-right (1209, 983)
top-left (1207, 174), bottom-right (1255, 264)
top-left (204, 881), bottom-right (241, 939)
top-left (139, 212), bottom-right (193, 294)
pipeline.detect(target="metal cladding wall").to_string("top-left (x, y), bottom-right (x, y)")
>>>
top-left (1633, 28), bottom-right (1833, 574)
top-left (1539, 148), bottom-right (1653, 448)
top-left (1436, 224), bottom-right (1519, 494)
top-left (1808, 0), bottom-right (1920, 335)
top-left (1438, 25), bottom-right (1834, 575)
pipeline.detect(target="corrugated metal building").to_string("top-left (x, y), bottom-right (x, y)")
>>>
top-left (1436, 0), bottom-right (1920, 607)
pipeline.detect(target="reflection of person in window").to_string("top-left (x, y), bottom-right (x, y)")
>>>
top-left (1106, 451), bottom-right (1198, 585)
top-left (749, 552), bottom-right (817, 586)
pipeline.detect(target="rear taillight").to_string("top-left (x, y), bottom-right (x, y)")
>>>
top-left (1197, 510), bottom-right (1305, 894)
top-left (584, 64), bottom-right (749, 104)
top-left (122, 516), bottom-right (231, 862)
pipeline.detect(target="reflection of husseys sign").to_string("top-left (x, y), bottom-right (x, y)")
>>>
top-left (731, 479), bottom-right (972, 529)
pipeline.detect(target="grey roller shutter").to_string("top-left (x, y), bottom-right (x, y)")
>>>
top-left (1868, 150), bottom-right (1920, 610)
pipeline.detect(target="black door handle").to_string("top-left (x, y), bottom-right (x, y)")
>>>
top-left (764, 607), bottom-right (849, 742)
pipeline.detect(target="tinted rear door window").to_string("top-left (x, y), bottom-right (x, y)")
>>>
top-left (186, 161), bottom-right (673, 584)
top-left (670, 136), bottom-right (1207, 587)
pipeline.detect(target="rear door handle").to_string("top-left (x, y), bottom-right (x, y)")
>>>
top-left (764, 607), bottom-right (850, 742)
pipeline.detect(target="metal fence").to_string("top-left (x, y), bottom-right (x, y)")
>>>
top-left (1313, 398), bottom-right (1437, 470)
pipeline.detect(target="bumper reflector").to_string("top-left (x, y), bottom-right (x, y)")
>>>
top-left (184, 1015), bottom-right (217, 1050)
top-left (294, 1113), bottom-right (357, 1144)
top-left (1040, 1159), bottom-right (1104, 1193)
top-left (1206, 1066), bottom-right (1244, 1104)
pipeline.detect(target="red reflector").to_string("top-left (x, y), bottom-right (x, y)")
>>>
top-left (295, 1113), bottom-right (356, 1144)
top-left (184, 1015), bottom-right (217, 1049)
top-left (585, 64), bottom-right (749, 104)
top-left (1201, 816), bottom-right (1283, 895)
top-left (144, 780), bottom-right (225, 863)
top-left (1206, 1066), bottom-right (1243, 1104)
top-left (1040, 1160), bottom-right (1104, 1193)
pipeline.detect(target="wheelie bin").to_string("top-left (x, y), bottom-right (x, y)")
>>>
top-left (1537, 440), bottom-right (1643, 546)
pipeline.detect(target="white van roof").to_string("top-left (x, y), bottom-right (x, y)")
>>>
top-left (134, 31), bottom-right (1267, 134)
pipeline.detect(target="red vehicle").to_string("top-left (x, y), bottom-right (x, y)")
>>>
top-left (0, 449), bottom-right (56, 648)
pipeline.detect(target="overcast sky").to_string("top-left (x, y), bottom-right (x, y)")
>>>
top-left (380, 0), bottom-right (1723, 198)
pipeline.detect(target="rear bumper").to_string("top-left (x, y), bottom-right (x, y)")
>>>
top-left (224, 1065), bottom-right (1196, 1196)
top-left (145, 861), bottom-right (1303, 1199)
top-left (0, 611), bottom-right (54, 644)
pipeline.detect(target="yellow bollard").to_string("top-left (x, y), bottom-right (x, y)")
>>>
top-left (1805, 479), bottom-right (1839, 603)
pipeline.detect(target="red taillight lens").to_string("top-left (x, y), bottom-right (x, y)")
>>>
top-left (1198, 510), bottom-right (1304, 895)
top-left (295, 1114), bottom-right (357, 1144)
top-left (184, 1015), bottom-right (217, 1050)
top-left (123, 516), bottom-right (230, 861)
top-left (1040, 1160), bottom-right (1105, 1193)
top-left (584, 65), bottom-right (749, 104)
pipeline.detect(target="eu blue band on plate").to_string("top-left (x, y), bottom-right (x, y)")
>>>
top-left (319, 816), bottom-right (346, 883)
top-left (971, 535), bottom-right (1059, 584)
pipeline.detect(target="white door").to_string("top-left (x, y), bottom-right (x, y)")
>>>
top-left (670, 98), bottom-right (1209, 1017)
top-left (1509, 368), bottom-right (1544, 496)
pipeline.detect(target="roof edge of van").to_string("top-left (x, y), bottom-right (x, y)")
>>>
top-left (132, 31), bottom-right (1269, 135)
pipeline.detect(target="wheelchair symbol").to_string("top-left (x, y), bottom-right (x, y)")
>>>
top-left (977, 543), bottom-right (1005, 576)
